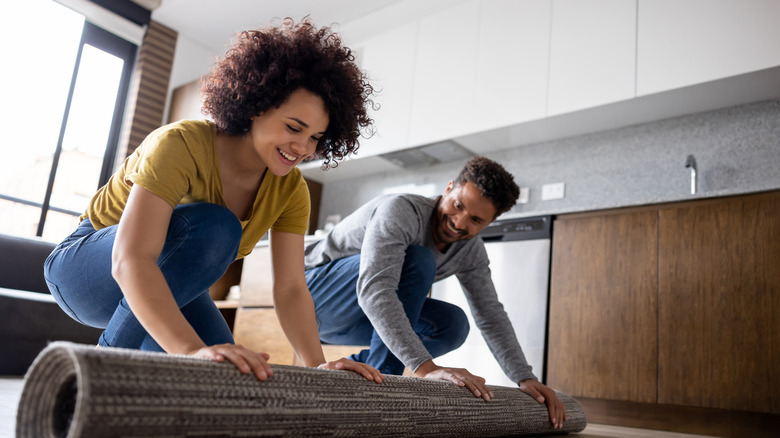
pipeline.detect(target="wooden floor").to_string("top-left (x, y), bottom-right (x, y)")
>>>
top-left (1, 377), bottom-right (23, 438)
top-left (1, 376), bottom-right (715, 438)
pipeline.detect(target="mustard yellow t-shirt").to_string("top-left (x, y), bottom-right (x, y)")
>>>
top-left (82, 119), bottom-right (310, 259)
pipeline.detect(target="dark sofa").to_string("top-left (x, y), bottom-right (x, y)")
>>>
top-left (0, 233), bottom-right (102, 375)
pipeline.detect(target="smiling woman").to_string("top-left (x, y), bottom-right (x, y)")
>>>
top-left (42, 16), bottom-right (380, 386)
top-left (201, 19), bottom-right (375, 169)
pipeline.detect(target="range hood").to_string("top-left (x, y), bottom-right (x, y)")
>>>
top-left (380, 140), bottom-right (474, 169)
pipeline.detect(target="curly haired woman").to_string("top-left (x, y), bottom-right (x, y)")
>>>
top-left (44, 18), bottom-right (383, 383)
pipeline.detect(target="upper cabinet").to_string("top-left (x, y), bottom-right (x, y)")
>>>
top-left (408, 0), bottom-right (480, 147)
top-left (473, 0), bottom-right (551, 132)
top-left (290, 0), bottom-right (780, 181)
top-left (354, 22), bottom-right (418, 158)
top-left (637, 0), bottom-right (780, 96)
top-left (547, 0), bottom-right (636, 116)
top-left (407, 0), bottom-right (555, 146)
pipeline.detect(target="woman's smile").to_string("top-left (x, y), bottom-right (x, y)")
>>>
top-left (248, 88), bottom-right (329, 177)
top-left (278, 148), bottom-right (299, 164)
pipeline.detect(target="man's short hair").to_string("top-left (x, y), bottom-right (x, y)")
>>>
top-left (454, 156), bottom-right (520, 218)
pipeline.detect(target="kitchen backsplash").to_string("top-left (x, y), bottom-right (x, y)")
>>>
top-left (316, 99), bottom-right (780, 229)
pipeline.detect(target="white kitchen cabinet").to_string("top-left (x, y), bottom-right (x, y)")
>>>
top-left (547, 0), bottom-right (637, 116)
top-left (408, 0), bottom-right (480, 147)
top-left (637, 0), bottom-right (780, 96)
top-left (302, 0), bottom-right (780, 184)
top-left (473, 0), bottom-right (552, 133)
top-left (353, 23), bottom-right (418, 158)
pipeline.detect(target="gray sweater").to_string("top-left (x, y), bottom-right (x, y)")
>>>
top-left (304, 194), bottom-right (536, 383)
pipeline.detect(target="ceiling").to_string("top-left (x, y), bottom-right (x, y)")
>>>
top-left (150, 0), bottom-right (404, 54)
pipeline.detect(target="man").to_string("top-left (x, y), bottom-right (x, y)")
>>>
top-left (304, 156), bottom-right (566, 428)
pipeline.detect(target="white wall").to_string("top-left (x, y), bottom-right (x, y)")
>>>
top-left (168, 35), bottom-right (218, 90)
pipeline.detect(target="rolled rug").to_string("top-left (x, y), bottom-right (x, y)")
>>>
top-left (17, 342), bottom-right (587, 437)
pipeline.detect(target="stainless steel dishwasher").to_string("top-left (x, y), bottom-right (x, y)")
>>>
top-left (430, 215), bottom-right (552, 386)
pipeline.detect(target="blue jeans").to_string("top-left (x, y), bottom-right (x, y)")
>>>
top-left (305, 245), bottom-right (469, 375)
top-left (43, 203), bottom-right (240, 351)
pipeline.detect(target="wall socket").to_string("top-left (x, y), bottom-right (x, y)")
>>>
top-left (517, 187), bottom-right (530, 204)
top-left (541, 182), bottom-right (565, 200)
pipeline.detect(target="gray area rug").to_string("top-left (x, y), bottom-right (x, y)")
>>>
top-left (16, 342), bottom-right (587, 437)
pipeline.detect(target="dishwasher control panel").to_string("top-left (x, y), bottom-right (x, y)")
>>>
top-left (480, 216), bottom-right (551, 242)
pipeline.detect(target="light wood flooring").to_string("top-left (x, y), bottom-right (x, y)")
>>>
top-left (1, 377), bottom-right (23, 438)
top-left (1, 376), bottom-right (716, 438)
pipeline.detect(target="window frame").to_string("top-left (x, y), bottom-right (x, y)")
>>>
top-left (29, 20), bottom-right (137, 236)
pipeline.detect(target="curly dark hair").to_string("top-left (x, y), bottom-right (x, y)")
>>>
top-left (454, 156), bottom-right (520, 217)
top-left (201, 17), bottom-right (375, 168)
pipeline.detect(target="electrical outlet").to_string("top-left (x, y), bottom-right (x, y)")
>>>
top-left (541, 182), bottom-right (565, 200)
top-left (517, 187), bottom-right (530, 204)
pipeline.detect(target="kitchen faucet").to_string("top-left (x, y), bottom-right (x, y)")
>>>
top-left (685, 154), bottom-right (697, 195)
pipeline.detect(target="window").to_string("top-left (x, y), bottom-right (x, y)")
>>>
top-left (0, 0), bottom-right (136, 242)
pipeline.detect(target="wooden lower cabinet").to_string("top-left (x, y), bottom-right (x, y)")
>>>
top-left (548, 191), bottom-right (780, 422)
top-left (233, 307), bottom-right (365, 366)
top-left (233, 307), bottom-right (297, 365)
top-left (238, 245), bottom-right (274, 308)
top-left (234, 243), bottom-right (365, 368)
top-left (658, 192), bottom-right (780, 414)
top-left (548, 209), bottom-right (658, 403)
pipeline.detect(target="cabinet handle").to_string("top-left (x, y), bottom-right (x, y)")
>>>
top-left (685, 155), bottom-right (697, 195)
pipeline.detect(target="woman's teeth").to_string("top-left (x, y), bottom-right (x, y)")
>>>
top-left (279, 149), bottom-right (296, 161)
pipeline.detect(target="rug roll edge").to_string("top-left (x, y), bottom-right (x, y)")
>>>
top-left (16, 341), bottom-right (84, 438)
top-left (17, 342), bottom-right (589, 436)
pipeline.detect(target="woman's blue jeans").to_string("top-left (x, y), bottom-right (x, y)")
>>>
top-left (305, 245), bottom-right (470, 375)
top-left (43, 203), bottom-right (240, 351)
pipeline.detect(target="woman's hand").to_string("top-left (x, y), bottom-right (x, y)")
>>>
top-left (192, 343), bottom-right (274, 381)
top-left (318, 357), bottom-right (384, 383)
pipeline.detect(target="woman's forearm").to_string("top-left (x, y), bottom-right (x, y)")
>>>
top-left (273, 285), bottom-right (326, 367)
top-left (112, 256), bottom-right (205, 354)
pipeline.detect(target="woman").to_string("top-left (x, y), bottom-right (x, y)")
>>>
top-left (44, 18), bottom-right (382, 383)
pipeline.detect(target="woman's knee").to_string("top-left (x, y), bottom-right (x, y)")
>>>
top-left (166, 203), bottom-right (242, 266)
top-left (171, 203), bottom-right (241, 241)
top-left (158, 204), bottom-right (241, 295)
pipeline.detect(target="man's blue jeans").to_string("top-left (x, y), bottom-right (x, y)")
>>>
top-left (43, 203), bottom-right (240, 351)
top-left (305, 245), bottom-right (470, 375)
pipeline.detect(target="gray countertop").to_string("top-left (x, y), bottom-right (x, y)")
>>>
top-left (501, 187), bottom-right (779, 220)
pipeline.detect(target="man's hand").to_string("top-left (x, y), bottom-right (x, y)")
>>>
top-left (519, 379), bottom-right (567, 429)
top-left (415, 360), bottom-right (493, 401)
top-left (319, 358), bottom-right (384, 383)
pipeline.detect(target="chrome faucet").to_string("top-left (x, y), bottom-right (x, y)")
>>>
top-left (685, 154), bottom-right (697, 195)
